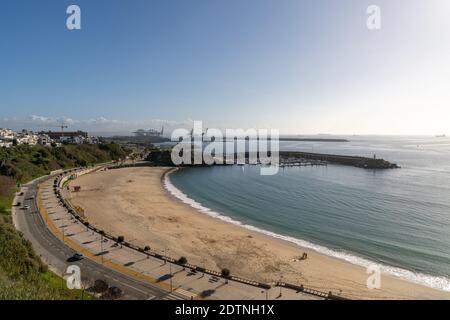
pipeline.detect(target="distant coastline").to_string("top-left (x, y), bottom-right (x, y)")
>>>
top-left (279, 138), bottom-right (348, 142)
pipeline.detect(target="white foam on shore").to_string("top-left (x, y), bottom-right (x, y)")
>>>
top-left (164, 169), bottom-right (450, 292)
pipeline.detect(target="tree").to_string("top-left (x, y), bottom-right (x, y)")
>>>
top-left (221, 268), bottom-right (230, 278)
top-left (117, 236), bottom-right (125, 248)
top-left (93, 279), bottom-right (108, 294)
top-left (221, 268), bottom-right (230, 284)
top-left (80, 276), bottom-right (92, 300)
top-left (144, 246), bottom-right (151, 259)
top-left (178, 256), bottom-right (187, 265)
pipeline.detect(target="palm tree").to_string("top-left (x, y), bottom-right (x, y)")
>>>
top-left (178, 256), bottom-right (187, 265)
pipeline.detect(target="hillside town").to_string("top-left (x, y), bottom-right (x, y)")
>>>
top-left (0, 128), bottom-right (98, 148)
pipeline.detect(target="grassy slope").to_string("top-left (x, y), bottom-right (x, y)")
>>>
top-left (0, 143), bottom-right (130, 299)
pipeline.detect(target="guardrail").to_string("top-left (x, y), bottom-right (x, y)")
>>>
top-left (276, 282), bottom-right (348, 300)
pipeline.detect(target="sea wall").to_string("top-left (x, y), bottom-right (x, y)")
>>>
top-left (279, 151), bottom-right (399, 169)
top-left (146, 150), bottom-right (399, 169)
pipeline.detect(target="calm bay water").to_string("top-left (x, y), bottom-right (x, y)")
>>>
top-left (167, 136), bottom-right (450, 291)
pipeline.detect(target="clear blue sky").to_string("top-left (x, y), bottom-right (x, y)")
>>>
top-left (1, 0), bottom-right (449, 134)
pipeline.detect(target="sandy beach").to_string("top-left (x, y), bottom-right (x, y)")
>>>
top-left (68, 166), bottom-right (450, 300)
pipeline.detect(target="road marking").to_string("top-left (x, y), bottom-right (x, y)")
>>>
top-left (164, 293), bottom-right (183, 300)
top-left (175, 288), bottom-right (196, 299)
top-left (32, 174), bottom-right (179, 300)
top-left (117, 281), bottom-right (148, 295)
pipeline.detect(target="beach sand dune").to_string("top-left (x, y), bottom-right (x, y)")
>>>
top-left (69, 167), bottom-right (450, 300)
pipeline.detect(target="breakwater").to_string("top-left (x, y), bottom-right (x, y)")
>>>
top-left (280, 151), bottom-right (399, 169)
top-left (146, 150), bottom-right (399, 169)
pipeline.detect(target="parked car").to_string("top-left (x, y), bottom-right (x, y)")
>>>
top-left (67, 253), bottom-right (84, 262)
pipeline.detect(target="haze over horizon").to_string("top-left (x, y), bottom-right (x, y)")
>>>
top-left (0, 114), bottom-right (449, 137)
top-left (1, 0), bottom-right (450, 135)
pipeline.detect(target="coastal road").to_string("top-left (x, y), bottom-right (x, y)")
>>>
top-left (13, 174), bottom-right (184, 300)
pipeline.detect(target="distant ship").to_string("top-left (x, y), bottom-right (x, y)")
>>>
top-left (435, 134), bottom-right (446, 138)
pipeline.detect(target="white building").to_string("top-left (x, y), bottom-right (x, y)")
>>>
top-left (16, 131), bottom-right (38, 145)
top-left (0, 141), bottom-right (13, 148)
top-left (0, 128), bottom-right (94, 147)
top-left (0, 128), bottom-right (14, 148)
top-left (38, 134), bottom-right (52, 146)
top-left (59, 134), bottom-right (91, 144)
top-left (60, 136), bottom-right (73, 143)
top-left (0, 128), bottom-right (15, 140)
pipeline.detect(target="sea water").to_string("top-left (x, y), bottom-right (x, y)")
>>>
top-left (166, 136), bottom-right (450, 291)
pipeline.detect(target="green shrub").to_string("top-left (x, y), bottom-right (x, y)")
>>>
top-left (221, 268), bottom-right (231, 278)
top-left (0, 143), bottom-right (130, 299)
top-left (178, 257), bottom-right (188, 265)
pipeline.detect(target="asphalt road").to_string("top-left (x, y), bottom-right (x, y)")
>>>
top-left (13, 174), bottom-right (183, 300)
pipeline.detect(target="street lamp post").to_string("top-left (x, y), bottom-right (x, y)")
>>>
top-left (279, 276), bottom-right (283, 298)
top-left (100, 234), bottom-right (104, 264)
top-left (166, 248), bottom-right (173, 292)
top-left (62, 216), bottom-right (65, 243)
top-left (202, 258), bottom-right (206, 278)
top-left (170, 261), bottom-right (173, 293)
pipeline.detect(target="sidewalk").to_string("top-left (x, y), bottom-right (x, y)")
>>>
top-left (39, 174), bottom-right (320, 300)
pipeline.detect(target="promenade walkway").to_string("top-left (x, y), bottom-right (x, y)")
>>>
top-left (38, 169), bottom-right (322, 300)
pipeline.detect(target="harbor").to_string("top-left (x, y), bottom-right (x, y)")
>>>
top-left (146, 149), bottom-right (399, 169)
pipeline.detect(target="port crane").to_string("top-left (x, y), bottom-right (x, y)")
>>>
top-left (45, 123), bottom-right (68, 137)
